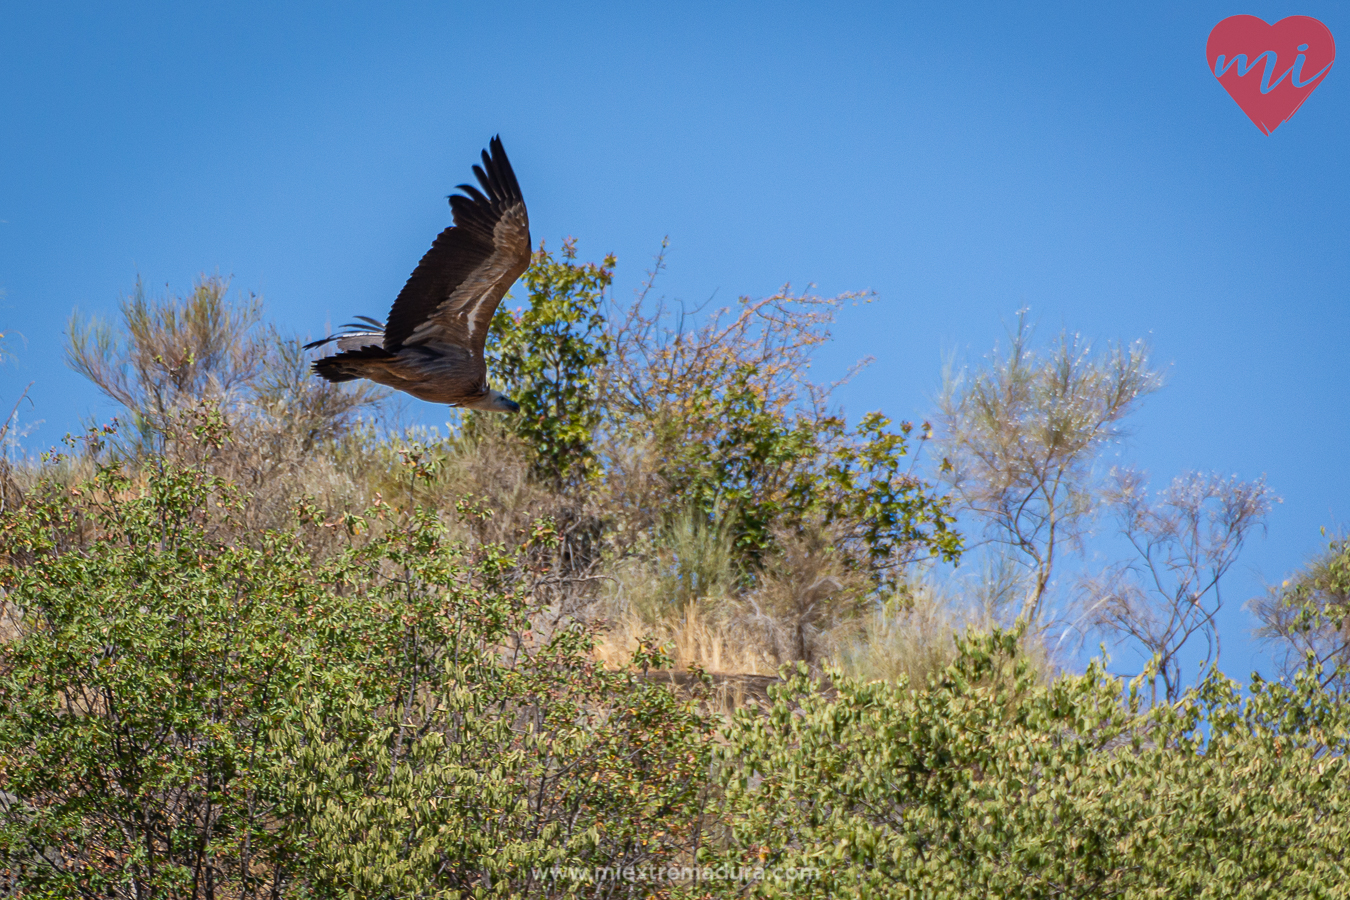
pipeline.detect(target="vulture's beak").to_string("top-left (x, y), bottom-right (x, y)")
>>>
top-left (504, 398), bottom-right (521, 413)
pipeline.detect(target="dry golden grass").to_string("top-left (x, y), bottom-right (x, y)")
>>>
top-left (595, 601), bottom-right (778, 676)
top-left (832, 583), bottom-right (969, 687)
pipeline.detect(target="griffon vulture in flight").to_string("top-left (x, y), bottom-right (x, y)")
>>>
top-left (306, 136), bottom-right (530, 412)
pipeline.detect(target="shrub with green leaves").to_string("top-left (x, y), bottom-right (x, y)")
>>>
top-left (1254, 532), bottom-right (1350, 687)
top-left (0, 419), bottom-right (714, 899)
top-left (0, 428), bottom-right (331, 897)
top-left (652, 368), bottom-right (959, 580)
top-left (3, 420), bottom-right (1349, 899)
top-left (713, 630), bottom-right (1350, 899)
top-left (484, 238), bottom-right (613, 486)
top-left (273, 513), bottom-right (715, 900)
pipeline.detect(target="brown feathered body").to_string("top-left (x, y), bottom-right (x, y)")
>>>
top-left (306, 137), bottom-right (531, 412)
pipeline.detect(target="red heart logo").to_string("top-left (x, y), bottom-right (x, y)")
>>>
top-left (1206, 15), bottom-right (1335, 134)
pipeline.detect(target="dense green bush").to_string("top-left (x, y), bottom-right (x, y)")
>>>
top-left (715, 630), bottom-right (1350, 899)
top-left (645, 368), bottom-right (959, 579)
top-left (0, 418), bottom-right (714, 899)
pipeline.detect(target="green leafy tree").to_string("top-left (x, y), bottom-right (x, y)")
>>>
top-left (818, 412), bottom-right (962, 575)
top-left (484, 238), bottom-right (613, 485)
top-left (653, 363), bottom-right (818, 563)
top-left (1253, 531), bottom-right (1350, 687)
top-left (273, 509), bottom-right (715, 899)
top-left (652, 369), bottom-right (958, 582)
top-left (0, 415), bottom-right (325, 898)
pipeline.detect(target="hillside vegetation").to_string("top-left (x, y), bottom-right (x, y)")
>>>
top-left (1, 246), bottom-right (1348, 898)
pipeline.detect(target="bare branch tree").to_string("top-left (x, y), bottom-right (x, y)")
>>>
top-left (1085, 469), bottom-right (1276, 703)
top-left (939, 310), bottom-right (1163, 624)
top-left (67, 275), bottom-right (268, 452)
top-left (603, 265), bottom-right (867, 424)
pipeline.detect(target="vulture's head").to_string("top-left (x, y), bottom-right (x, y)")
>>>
top-left (465, 390), bottom-right (520, 414)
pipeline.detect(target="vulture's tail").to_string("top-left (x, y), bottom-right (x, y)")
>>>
top-left (306, 317), bottom-right (391, 382)
top-left (311, 345), bottom-right (394, 383)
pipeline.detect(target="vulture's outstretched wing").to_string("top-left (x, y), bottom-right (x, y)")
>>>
top-left (383, 136), bottom-right (531, 356)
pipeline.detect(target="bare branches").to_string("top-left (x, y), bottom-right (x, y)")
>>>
top-left (251, 327), bottom-right (390, 451)
top-left (66, 275), bottom-right (390, 463)
top-left (603, 261), bottom-right (868, 423)
top-left (1084, 469), bottom-right (1276, 703)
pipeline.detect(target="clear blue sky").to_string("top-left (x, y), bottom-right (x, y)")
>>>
top-left (2, 2), bottom-right (1347, 682)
